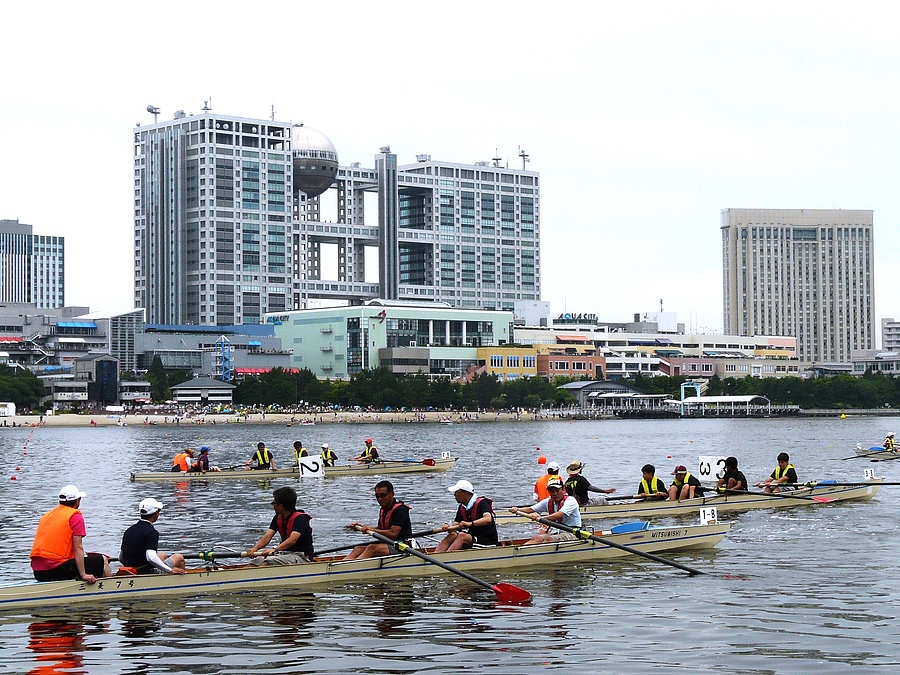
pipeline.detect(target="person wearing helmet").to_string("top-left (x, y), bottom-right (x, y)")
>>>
top-left (119, 498), bottom-right (186, 575)
top-left (31, 485), bottom-right (112, 583)
top-left (350, 438), bottom-right (380, 465)
top-left (320, 443), bottom-right (338, 467)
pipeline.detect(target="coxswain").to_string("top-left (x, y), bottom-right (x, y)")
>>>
top-left (30, 485), bottom-right (111, 583)
top-left (171, 448), bottom-right (195, 472)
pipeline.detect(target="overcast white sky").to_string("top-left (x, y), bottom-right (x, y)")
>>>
top-left (2, 2), bottom-right (898, 335)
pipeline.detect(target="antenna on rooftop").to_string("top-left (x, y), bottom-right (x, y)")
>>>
top-left (660, 298), bottom-right (664, 313)
top-left (270, 103), bottom-right (275, 121)
top-left (518, 146), bottom-right (530, 170)
top-left (202, 98), bottom-right (212, 113)
top-left (146, 105), bottom-right (160, 123)
top-left (492, 149), bottom-right (502, 168)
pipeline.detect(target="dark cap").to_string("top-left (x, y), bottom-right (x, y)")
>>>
top-left (671, 465), bottom-right (687, 475)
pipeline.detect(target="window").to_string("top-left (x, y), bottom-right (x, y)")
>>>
top-left (490, 355), bottom-right (503, 368)
top-left (507, 355), bottom-right (520, 368)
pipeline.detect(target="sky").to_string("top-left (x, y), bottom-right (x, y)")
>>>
top-left (2, 2), bottom-right (899, 335)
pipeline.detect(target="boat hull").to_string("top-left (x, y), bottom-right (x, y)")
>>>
top-left (130, 457), bottom-right (458, 482)
top-left (495, 481), bottom-right (882, 524)
top-left (0, 522), bottom-right (730, 611)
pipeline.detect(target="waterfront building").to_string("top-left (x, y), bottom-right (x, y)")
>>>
top-left (881, 318), bottom-right (900, 352)
top-left (72, 309), bottom-right (145, 373)
top-left (0, 219), bottom-right (65, 308)
top-left (267, 300), bottom-right (512, 380)
top-left (134, 108), bottom-right (540, 326)
top-left (721, 208), bottom-right (875, 363)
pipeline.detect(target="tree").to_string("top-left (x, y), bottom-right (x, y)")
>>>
top-left (0, 366), bottom-right (46, 410)
top-left (147, 356), bottom-right (169, 402)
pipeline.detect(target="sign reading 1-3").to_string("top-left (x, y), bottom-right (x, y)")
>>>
top-left (698, 456), bottom-right (726, 481)
top-left (297, 457), bottom-right (324, 478)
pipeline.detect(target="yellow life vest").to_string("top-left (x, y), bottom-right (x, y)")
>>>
top-left (774, 463), bottom-right (795, 480)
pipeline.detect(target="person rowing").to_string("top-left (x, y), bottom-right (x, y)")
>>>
top-left (187, 446), bottom-right (220, 473)
top-left (292, 440), bottom-right (308, 467)
top-left (717, 456), bottom-right (748, 491)
top-left (757, 452), bottom-right (798, 493)
top-left (434, 479), bottom-right (498, 552)
top-left (349, 437), bottom-right (380, 465)
top-left (884, 433), bottom-right (897, 452)
top-left (321, 442), bottom-right (338, 467)
top-left (245, 441), bottom-right (276, 470)
top-left (635, 464), bottom-right (667, 500)
top-left (668, 465), bottom-right (705, 501)
top-left (564, 461), bottom-right (616, 505)
top-left (509, 477), bottom-right (580, 545)
top-left (118, 498), bottom-right (186, 575)
top-left (344, 480), bottom-right (411, 560)
top-left (245, 487), bottom-right (313, 565)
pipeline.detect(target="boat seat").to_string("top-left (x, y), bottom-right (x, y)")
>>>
top-left (115, 566), bottom-right (139, 576)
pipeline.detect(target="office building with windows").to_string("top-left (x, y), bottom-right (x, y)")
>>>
top-left (134, 108), bottom-right (540, 327)
top-left (0, 219), bottom-right (65, 308)
top-left (721, 208), bottom-right (875, 363)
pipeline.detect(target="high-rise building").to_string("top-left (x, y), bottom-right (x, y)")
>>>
top-left (134, 109), bottom-right (540, 325)
top-left (721, 208), bottom-right (875, 363)
top-left (0, 219), bottom-right (65, 308)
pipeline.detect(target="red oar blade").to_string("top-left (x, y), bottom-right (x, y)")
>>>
top-left (422, 458), bottom-right (436, 466)
top-left (812, 497), bottom-right (835, 503)
top-left (492, 582), bottom-right (531, 604)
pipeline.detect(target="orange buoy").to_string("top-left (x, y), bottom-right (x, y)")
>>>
top-left (537, 455), bottom-right (547, 465)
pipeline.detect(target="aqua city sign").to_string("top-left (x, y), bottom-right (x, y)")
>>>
top-left (266, 315), bottom-right (290, 324)
top-left (555, 313), bottom-right (598, 324)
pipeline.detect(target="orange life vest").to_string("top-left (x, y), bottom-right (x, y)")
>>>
top-left (173, 452), bottom-right (191, 472)
top-left (31, 505), bottom-right (79, 563)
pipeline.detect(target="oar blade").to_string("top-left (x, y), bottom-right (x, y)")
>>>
top-left (422, 458), bottom-right (436, 466)
top-left (492, 582), bottom-right (532, 604)
top-left (812, 497), bottom-right (835, 503)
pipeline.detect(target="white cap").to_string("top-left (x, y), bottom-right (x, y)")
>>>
top-left (139, 498), bottom-right (164, 516)
top-left (321, 442), bottom-right (329, 448)
top-left (547, 461), bottom-right (561, 471)
top-left (448, 480), bottom-right (475, 494)
top-left (58, 485), bottom-right (86, 502)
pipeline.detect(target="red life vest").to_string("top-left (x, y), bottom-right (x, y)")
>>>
top-left (276, 510), bottom-right (311, 542)
top-left (378, 500), bottom-right (411, 531)
top-left (456, 496), bottom-right (493, 522)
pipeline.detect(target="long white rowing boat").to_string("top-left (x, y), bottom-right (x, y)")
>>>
top-left (496, 481), bottom-right (882, 524)
top-left (0, 522), bottom-right (730, 611)
top-left (130, 457), bottom-right (458, 482)
top-left (854, 446), bottom-right (899, 460)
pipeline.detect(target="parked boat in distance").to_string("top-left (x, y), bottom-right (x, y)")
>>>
top-left (0, 521), bottom-right (730, 611)
top-left (495, 480), bottom-right (882, 524)
top-left (130, 456), bottom-right (458, 482)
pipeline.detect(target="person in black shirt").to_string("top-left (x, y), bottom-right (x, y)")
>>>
top-left (435, 479), bottom-right (498, 552)
top-left (245, 486), bottom-right (313, 564)
top-left (717, 456), bottom-right (748, 492)
top-left (345, 480), bottom-right (412, 560)
top-left (119, 498), bottom-right (186, 575)
top-left (758, 452), bottom-right (798, 493)
top-left (564, 461), bottom-right (617, 506)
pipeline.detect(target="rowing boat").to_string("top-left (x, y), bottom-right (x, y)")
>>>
top-left (854, 446), bottom-right (899, 460)
top-left (0, 521), bottom-right (730, 611)
top-left (495, 481), bottom-right (882, 524)
top-left (130, 457), bottom-right (458, 482)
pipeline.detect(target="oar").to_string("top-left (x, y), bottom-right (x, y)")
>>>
top-left (870, 455), bottom-right (900, 463)
top-left (530, 515), bottom-right (706, 576)
top-left (311, 526), bottom-right (453, 558)
top-left (362, 529), bottom-right (531, 604)
top-left (721, 488), bottom-right (834, 503)
top-left (793, 481), bottom-right (899, 488)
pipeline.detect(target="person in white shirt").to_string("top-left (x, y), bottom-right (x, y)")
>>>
top-left (509, 477), bottom-right (581, 544)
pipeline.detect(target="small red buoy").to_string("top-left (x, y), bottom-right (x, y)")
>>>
top-left (16, 467), bottom-right (21, 471)
top-left (10, 476), bottom-right (16, 480)
top-left (537, 455), bottom-right (547, 465)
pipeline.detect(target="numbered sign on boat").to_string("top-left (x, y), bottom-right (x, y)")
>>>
top-left (297, 457), bottom-right (324, 478)
top-left (698, 456), bottom-right (727, 481)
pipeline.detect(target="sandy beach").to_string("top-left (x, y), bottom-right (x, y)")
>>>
top-left (0, 409), bottom-right (545, 429)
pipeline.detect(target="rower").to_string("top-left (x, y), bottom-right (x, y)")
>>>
top-left (564, 461), bottom-right (616, 505)
top-left (321, 443), bottom-right (338, 467)
top-left (884, 433), bottom-right (896, 452)
top-left (509, 477), bottom-right (580, 545)
top-left (171, 448), bottom-right (194, 472)
top-left (245, 442), bottom-right (275, 470)
top-left (344, 480), bottom-right (412, 560)
top-left (119, 498), bottom-right (186, 575)
top-left (636, 464), bottom-right (667, 500)
top-left (717, 456), bottom-right (748, 491)
top-left (245, 487), bottom-right (313, 565)
top-left (758, 453), bottom-right (798, 493)
top-left (668, 465), bottom-right (703, 501)
top-left (293, 440), bottom-right (308, 467)
top-left (349, 438), bottom-right (380, 465)
top-left (434, 479), bottom-right (498, 552)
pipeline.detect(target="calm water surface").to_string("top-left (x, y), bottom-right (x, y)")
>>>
top-left (1, 417), bottom-right (899, 673)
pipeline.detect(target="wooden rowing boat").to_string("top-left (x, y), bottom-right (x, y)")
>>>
top-left (0, 522), bottom-right (730, 611)
top-left (130, 457), bottom-right (458, 482)
top-left (495, 481), bottom-right (882, 524)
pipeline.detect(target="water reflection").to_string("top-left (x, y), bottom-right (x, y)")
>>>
top-left (270, 593), bottom-right (317, 646)
top-left (26, 614), bottom-right (110, 675)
